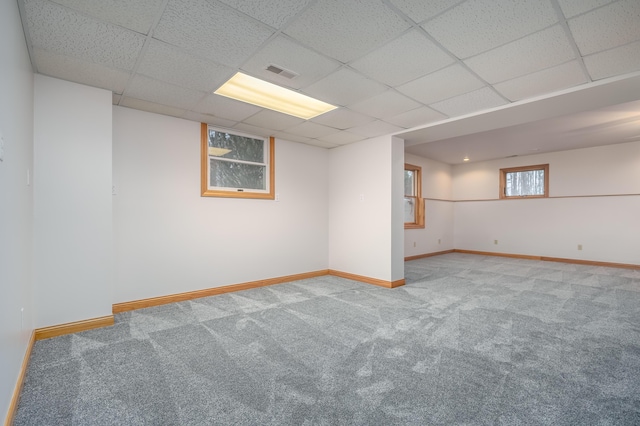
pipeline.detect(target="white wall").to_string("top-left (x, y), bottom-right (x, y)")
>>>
top-left (453, 141), bottom-right (640, 264)
top-left (404, 153), bottom-right (454, 257)
top-left (0, 0), bottom-right (35, 420)
top-left (391, 136), bottom-right (405, 281)
top-left (112, 107), bottom-right (329, 303)
top-left (328, 135), bottom-right (404, 282)
top-left (33, 75), bottom-right (113, 328)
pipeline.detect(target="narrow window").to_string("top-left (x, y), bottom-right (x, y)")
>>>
top-left (201, 123), bottom-right (275, 199)
top-left (500, 164), bottom-right (549, 199)
top-left (404, 163), bottom-right (424, 228)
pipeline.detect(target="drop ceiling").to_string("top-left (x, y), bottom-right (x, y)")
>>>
top-left (17, 0), bottom-right (640, 160)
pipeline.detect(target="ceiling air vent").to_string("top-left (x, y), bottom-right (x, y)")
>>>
top-left (266, 64), bottom-right (298, 80)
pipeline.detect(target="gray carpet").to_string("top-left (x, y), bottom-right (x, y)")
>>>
top-left (14, 253), bottom-right (640, 425)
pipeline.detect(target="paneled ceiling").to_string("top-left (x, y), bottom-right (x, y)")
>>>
top-left (17, 0), bottom-right (640, 161)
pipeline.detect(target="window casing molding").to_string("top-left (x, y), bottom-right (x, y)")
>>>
top-left (499, 164), bottom-right (549, 199)
top-left (200, 123), bottom-right (275, 199)
top-left (404, 163), bottom-right (425, 229)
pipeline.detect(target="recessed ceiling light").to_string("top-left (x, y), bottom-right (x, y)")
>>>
top-left (463, 156), bottom-right (470, 162)
top-left (214, 72), bottom-right (337, 120)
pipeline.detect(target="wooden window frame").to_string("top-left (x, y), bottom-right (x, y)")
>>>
top-left (499, 163), bottom-right (549, 199)
top-left (200, 123), bottom-right (275, 199)
top-left (404, 163), bottom-right (425, 229)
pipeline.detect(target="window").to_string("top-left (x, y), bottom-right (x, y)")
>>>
top-left (500, 164), bottom-right (549, 199)
top-left (404, 163), bottom-right (424, 228)
top-left (201, 123), bottom-right (275, 199)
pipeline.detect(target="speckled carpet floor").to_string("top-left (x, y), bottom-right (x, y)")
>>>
top-left (14, 253), bottom-right (640, 425)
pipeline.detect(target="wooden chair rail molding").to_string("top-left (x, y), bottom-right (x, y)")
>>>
top-left (426, 193), bottom-right (640, 203)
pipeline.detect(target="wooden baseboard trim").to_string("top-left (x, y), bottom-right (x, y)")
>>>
top-left (4, 331), bottom-right (35, 426)
top-left (113, 270), bottom-right (330, 313)
top-left (34, 315), bottom-right (115, 341)
top-left (405, 249), bottom-right (455, 262)
top-left (452, 249), bottom-right (639, 270)
top-left (328, 270), bottom-right (405, 288)
top-left (454, 249), bottom-right (541, 261)
top-left (539, 256), bottom-right (640, 270)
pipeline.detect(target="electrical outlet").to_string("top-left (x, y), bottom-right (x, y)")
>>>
top-left (275, 193), bottom-right (280, 202)
top-left (494, 239), bottom-right (498, 245)
top-left (578, 244), bottom-right (582, 250)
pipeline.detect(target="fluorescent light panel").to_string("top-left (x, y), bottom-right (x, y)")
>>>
top-left (215, 72), bottom-right (337, 120)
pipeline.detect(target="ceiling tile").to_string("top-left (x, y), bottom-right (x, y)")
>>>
top-left (137, 40), bottom-right (233, 93)
top-left (430, 87), bottom-right (507, 117)
top-left (125, 75), bottom-right (205, 110)
top-left (272, 131), bottom-right (313, 144)
top-left (385, 106), bottom-right (447, 128)
top-left (217, 0), bottom-right (313, 29)
top-left (284, 0), bottom-right (410, 63)
top-left (154, 0), bottom-right (274, 67)
top-left (557, 0), bottom-right (615, 18)
top-left (24, 0), bottom-right (145, 70)
top-left (347, 120), bottom-right (404, 138)
top-left (310, 108), bottom-right (375, 130)
top-left (193, 94), bottom-right (262, 122)
top-left (50, 0), bottom-right (165, 34)
top-left (284, 122), bottom-right (338, 138)
top-left (120, 97), bottom-right (186, 118)
top-left (182, 112), bottom-right (237, 129)
top-left (303, 68), bottom-right (387, 106)
top-left (33, 48), bottom-right (130, 94)
top-left (494, 61), bottom-right (588, 101)
top-left (422, 0), bottom-right (558, 58)
top-left (242, 110), bottom-right (305, 130)
top-left (568, 0), bottom-right (640, 56)
top-left (397, 64), bottom-right (485, 104)
top-left (305, 139), bottom-right (339, 149)
top-left (317, 131), bottom-right (363, 145)
top-left (350, 29), bottom-right (454, 86)
top-left (464, 25), bottom-right (575, 84)
top-left (348, 90), bottom-right (421, 120)
top-left (232, 122), bottom-right (274, 138)
top-left (584, 40), bottom-right (640, 80)
top-left (387, 0), bottom-right (465, 23)
top-left (241, 35), bottom-right (340, 89)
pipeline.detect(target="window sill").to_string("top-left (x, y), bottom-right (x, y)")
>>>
top-left (405, 224), bottom-right (425, 229)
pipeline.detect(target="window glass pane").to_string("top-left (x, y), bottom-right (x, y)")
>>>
top-left (404, 197), bottom-right (415, 223)
top-left (208, 130), bottom-right (264, 163)
top-left (404, 170), bottom-right (414, 196)
top-left (210, 159), bottom-right (265, 190)
top-left (505, 169), bottom-right (545, 196)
